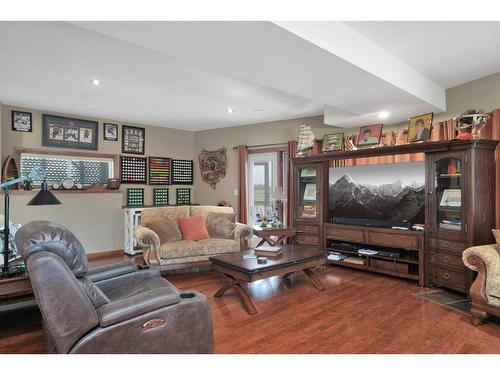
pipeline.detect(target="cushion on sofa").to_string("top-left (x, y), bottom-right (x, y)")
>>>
top-left (178, 216), bottom-right (210, 241)
top-left (159, 238), bottom-right (239, 260)
top-left (144, 218), bottom-right (182, 244)
top-left (190, 206), bottom-right (234, 223)
top-left (206, 212), bottom-right (235, 239)
top-left (140, 206), bottom-right (190, 226)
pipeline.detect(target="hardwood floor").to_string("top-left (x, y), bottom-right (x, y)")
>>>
top-left (1, 265), bottom-right (500, 354)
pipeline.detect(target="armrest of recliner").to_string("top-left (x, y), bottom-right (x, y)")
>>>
top-left (96, 287), bottom-right (181, 327)
top-left (87, 261), bottom-right (138, 283)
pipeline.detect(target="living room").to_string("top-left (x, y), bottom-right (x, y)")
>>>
top-left (1, 1), bottom-right (500, 372)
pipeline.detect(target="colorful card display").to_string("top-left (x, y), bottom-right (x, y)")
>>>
top-left (149, 157), bottom-right (171, 185)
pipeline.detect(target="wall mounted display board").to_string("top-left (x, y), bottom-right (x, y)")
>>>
top-left (122, 125), bottom-right (145, 155)
top-left (120, 155), bottom-right (147, 184)
top-left (171, 159), bottom-right (194, 185)
top-left (127, 188), bottom-right (144, 207)
top-left (176, 188), bottom-right (191, 205)
top-left (153, 188), bottom-right (169, 206)
top-left (149, 156), bottom-right (171, 185)
top-left (42, 114), bottom-right (98, 150)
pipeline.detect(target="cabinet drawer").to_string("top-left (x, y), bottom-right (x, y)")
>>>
top-left (429, 265), bottom-right (466, 292)
top-left (295, 224), bottom-right (319, 234)
top-left (428, 238), bottom-right (466, 252)
top-left (367, 232), bottom-right (419, 250)
top-left (429, 249), bottom-right (465, 270)
top-left (325, 227), bottom-right (364, 243)
top-left (295, 234), bottom-right (320, 245)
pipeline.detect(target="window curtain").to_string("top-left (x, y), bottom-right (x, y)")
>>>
top-left (237, 145), bottom-right (249, 224)
top-left (286, 141), bottom-right (297, 226)
top-left (491, 109), bottom-right (500, 228)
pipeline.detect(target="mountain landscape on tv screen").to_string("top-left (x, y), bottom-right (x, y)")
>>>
top-left (329, 163), bottom-right (425, 224)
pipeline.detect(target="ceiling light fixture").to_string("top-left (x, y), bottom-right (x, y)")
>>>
top-left (226, 108), bottom-right (234, 114)
top-left (90, 79), bottom-right (100, 86)
top-left (378, 111), bottom-right (389, 119)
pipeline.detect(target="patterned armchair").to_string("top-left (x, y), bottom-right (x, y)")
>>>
top-left (135, 206), bottom-right (252, 270)
top-left (463, 235), bottom-right (500, 325)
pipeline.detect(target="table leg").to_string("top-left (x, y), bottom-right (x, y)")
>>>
top-left (214, 273), bottom-right (258, 315)
top-left (303, 268), bottom-right (325, 291)
top-left (256, 238), bottom-right (267, 247)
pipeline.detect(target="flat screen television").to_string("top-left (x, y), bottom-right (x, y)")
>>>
top-left (329, 161), bottom-right (425, 226)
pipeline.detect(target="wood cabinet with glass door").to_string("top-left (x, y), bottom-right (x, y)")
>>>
top-left (291, 161), bottom-right (326, 249)
top-left (425, 140), bottom-right (498, 293)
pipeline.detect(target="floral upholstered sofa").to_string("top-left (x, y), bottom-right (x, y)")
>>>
top-left (463, 232), bottom-right (500, 325)
top-left (134, 206), bottom-right (252, 271)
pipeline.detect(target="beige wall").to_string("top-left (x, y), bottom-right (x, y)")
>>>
top-left (193, 115), bottom-right (341, 210)
top-left (0, 192), bottom-right (124, 252)
top-left (1, 105), bottom-right (196, 206)
top-left (392, 71), bottom-right (500, 129)
top-left (193, 72), bottom-right (500, 213)
top-left (1, 105), bottom-right (195, 252)
top-left (2, 71), bottom-right (500, 251)
top-left (0, 103), bottom-right (2, 160)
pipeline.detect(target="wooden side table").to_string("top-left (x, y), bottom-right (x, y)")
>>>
top-left (252, 226), bottom-right (296, 247)
top-left (0, 273), bottom-right (32, 304)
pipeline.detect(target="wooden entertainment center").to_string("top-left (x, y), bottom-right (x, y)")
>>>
top-left (291, 139), bottom-right (498, 293)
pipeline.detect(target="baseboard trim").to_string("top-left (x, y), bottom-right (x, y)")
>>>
top-left (87, 249), bottom-right (124, 260)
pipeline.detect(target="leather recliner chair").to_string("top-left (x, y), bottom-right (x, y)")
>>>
top-left (15, 221), bottom-right (213, 354)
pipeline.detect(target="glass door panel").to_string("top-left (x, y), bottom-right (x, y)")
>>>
top-left (434, 157), bottom-right (463, 231)
top-left (298, 166), bottom-right (318, 219)
top-left (248, 152), bottom-right (278, 224)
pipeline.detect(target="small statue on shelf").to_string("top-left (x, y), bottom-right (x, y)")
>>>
top-left (455, 109), bottom-right (491, 140)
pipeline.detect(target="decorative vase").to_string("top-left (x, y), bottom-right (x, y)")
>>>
top-left (106, 178), bottom-right (120, 190)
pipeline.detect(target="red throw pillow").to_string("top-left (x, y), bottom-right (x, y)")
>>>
top-left (177, 216), bottom-right (210, 241)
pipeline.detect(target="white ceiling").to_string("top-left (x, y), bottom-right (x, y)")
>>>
top-left (344, 21), bottom-right (500, 89)
top-left (1, 21), bottom-right (499, 131)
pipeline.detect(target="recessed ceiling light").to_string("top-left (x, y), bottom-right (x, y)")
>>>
top-left (90, 79), bottom-right (100, 86)
top-left (378, 111), bottom-right (389, 119)
top-left (226, 108), bottom-right (234, 114)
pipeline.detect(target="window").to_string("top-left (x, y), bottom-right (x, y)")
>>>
top-left (248, 152), bottom-right (278, 224)
top-left (19, 152), bottom-right (115, 187)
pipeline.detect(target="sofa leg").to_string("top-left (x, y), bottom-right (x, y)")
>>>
top-left (471, 307), bottom-right (488, 326)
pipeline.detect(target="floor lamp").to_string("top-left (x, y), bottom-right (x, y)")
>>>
top-left (1, 167), bottom-right (61, 277)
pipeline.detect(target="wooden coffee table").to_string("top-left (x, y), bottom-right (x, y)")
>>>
top-left (209, 245), bottom-right (326, 315)
top-left (252, 225), bottom-right (296, 247)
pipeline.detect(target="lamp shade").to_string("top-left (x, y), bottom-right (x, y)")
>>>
top-left (271, 186), bottom-right (286, 201)
top-left (27, 181), bottom-right (61, 206)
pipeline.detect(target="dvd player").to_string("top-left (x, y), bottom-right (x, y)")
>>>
top-left (333, 217), bottom-right (412, 229)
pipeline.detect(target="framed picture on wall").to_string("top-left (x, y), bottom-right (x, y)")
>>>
top-left (42, 114), bottom-right (98, 150)
top-left (103, 123), bottom-right (118, 141)
top-left (356, 124), bottom-right (383, 147)
top-left (122, 125), bottom-right (145, 155)
top-left (11, 111), bottom-right (32, 132)
top-left (408, 113), bottom-right (433, 142)
top-left (321, 132), bottom-right (344, 152)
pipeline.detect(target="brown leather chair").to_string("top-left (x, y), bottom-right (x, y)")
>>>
top-left (15, 221), bottom-right (213, 354)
